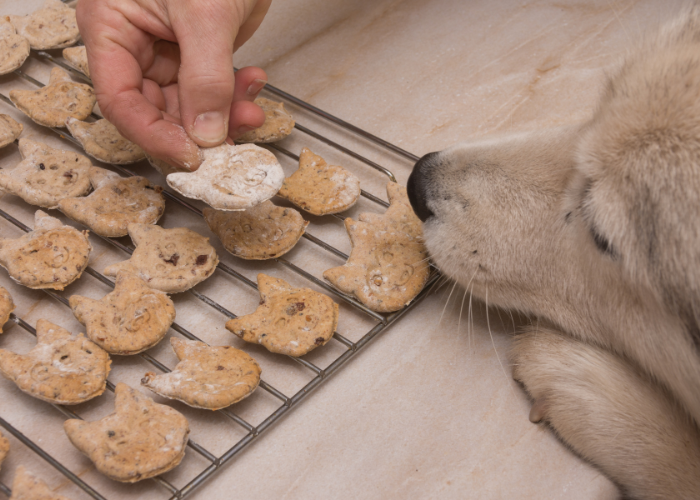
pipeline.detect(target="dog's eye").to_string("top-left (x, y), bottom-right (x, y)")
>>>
top-left (590, 226), bottom-right (613, 255)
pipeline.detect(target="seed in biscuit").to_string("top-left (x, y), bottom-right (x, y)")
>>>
top-left (64, 383), bottom-right (189, 483)
top-left (0, 114), bottom-right (23, 150)
top-left (236, 98), bottom-right (295, 144)
top-left (10, 467), bottom-right (71, 500)
top-left (103, 224), bottom-right (218, 294)
top-left (62, 45), bottom-right (89, 77)
top-left (0, 286), bottom-right (14, 334)
top-left (0, 319), bottom-right (111, 405)
top-left (9, 0), bottom-right (80, 50)
top-left (0, 431), bottom-right (8, 471)
top-left (58, 167), bottom-right (165, 238)
top-left (0, 210), bottom-right (91, 291)
top-left (0, 139), bottom-right (92, 209)
top-left (323, 182), bottom-right (430, 313)
top-left (9, 67), bottom-right (95, 128)
top-left (203, 201), bottom-right (308, 260)
top-left (0, 18), bottom-right (30, 76)
top-left (277, 148), bottom-right (361, 215)
top-left (225, 274), bottom-right (338, 357)
top-left (66, 118), bottom-right (145, 164)
top-left (141, 338), bottom-right (261, 410)
top-left (166, 143), bottom-right (285, 211)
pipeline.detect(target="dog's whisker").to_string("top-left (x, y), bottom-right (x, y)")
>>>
top-left (485, 287), bottom-right (517, 399)
top-left (439, 281), bottom-right (459, 325)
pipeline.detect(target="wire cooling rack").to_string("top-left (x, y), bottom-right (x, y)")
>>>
top-left (0, 45), bottom-right (437, 500)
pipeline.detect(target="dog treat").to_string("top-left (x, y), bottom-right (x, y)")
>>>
top-left (104, 224), bottom-right (218, 293)
top-left (64, 383), bottom-right (189, 483)
top-left (0, 431), bottom-right (8, 471)
top-left (203, 201), bottom-right (308, 260)
top-left (0, 211), bottom-right (91, 290)
top-left (0, 287), bottom-right (14, 334)
top-left (62, 45), bottom-right (89, 77)
top-left (145, 153), bottom-right (190, 177)
top-left (141, 338), bottom-right (261, 410)
top-left (9, 67), bottom-right (95, 128)
top-left (323, 182), bottom-right (429, 312)
top-left (9, 0), bottom-right (80, 50)
top-left (0, 114), bottom-right (23, 149)
top-left (0, 319), bottom-right (110, 405)
top-left (70, 272), bottom-right (175, 355)
top-left (0, 19), bottom-right (30, 75)
top-left (10, 467), bottom-right (71, 500)
top-left (66, 118), bottom-right (145, 164)
top-left (166, 143), bottom-right (285, 211)
top-left (277, 148), bottom-right (361, 215)
top-left (58, 167), bottom-right (164, 238)
top-left (0, 139), bottom-right (92, 209)
top-left (226, 274), bottom-right (338, 357)
top-left (236, 98), bottom-right (295, 143)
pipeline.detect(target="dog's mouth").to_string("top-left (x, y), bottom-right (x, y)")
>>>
top-left (407, 151), bottom-right (439, 222)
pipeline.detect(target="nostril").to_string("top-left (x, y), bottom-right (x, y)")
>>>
top-left (407, 152), bottom-right (438, 222)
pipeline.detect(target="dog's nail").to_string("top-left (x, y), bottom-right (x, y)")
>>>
top-left (529, 398), bottom-right (547, 423)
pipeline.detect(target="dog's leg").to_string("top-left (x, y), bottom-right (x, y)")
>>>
top-left (511, 327), bottom-right (700, 500)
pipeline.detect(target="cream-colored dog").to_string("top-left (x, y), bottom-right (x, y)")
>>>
top-left (407, 7), bottom-right (700, 500)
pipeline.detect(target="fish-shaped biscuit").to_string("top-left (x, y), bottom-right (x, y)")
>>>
top-left (0, 114), bottom-right (23, 149)
top-left (236, 98), bottom-right (295, 143)
top-left (9, 0), bottom-right (80, 50)
top-left (66, 118), bottom-right (145, 164)
top-left (10, 467), bottom-right (71, 500)
top-left (0, 286), bottom-right (14, 334)
top-left (63, 45), bottom-right (89, 77)
top-left (0, 18), bottom-right (29, 75)
top-left (0, 431), bottom-right (8, 471)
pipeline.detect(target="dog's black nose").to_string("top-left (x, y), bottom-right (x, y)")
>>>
top-left (407, 151), bottom-right (439, 222)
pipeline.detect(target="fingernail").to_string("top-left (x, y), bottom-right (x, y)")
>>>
top-left (193, 111), bottom-right (227, 143)
top-left (246, 79), bottom-right (267, 98)
top-left (237, 125), bottom-right (255, 135)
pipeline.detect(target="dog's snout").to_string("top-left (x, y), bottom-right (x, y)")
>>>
top-left (408, 151), bottom-right (439, 222)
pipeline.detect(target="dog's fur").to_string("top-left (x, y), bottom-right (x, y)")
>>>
top-left (409, 7), bottom-right (700, 499)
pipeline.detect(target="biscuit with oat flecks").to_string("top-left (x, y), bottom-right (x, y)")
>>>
top-left (10, 466), bottom-right (71, 500)
top-left (141, 338), bottom-right (261, 410)
top-left (0, 211), bottom-right (91, 291)
top-left (0, 431), bottom-right (8, 471)
top-left (9, 67), bottom-right (95, 128)
top-left (236, 98), bottom-right (295, 144)
top-left (323, 182), bottom-right (429, 313)
top-left (103, 224), bottom-right (218, 294)
top-left (62, 45), bottom-right (89, 77)
top-left (9, 0), bottom-right (80, 50)
top-left (64, 383), bottom-right (189, 483)
top-left (70, 272), bottom-right (175, 356)
top-left (0, 18), bottom-right (29, 76)
top-left (277, 148), bottom-right (361, 215)
top-left (203, 201), bottom-right (308, 260)
top-left (66, 118), bottom-right (145, 164)
top-left (58, 167), bottom-right (164, 237)
top-left (0, 319), bottom-right (110, 405)
top-left (226, 274), bottom-right (338, 357)
top-left (0, 286), bottom-right (14, 334)
top-left (0, 114), bottom-right (23, 149)
top-left (0, 139), bottom-right (92, 209)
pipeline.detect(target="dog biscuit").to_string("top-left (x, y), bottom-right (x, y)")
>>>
top-left (104, 224), bottom-right (218, 293)
top-left (9, 0), bottom-right (80, 50)
top-left (70, 272), bottom-right (175, 355)
top-left (0, 19), bottom-right (30, 76)
top-left (166, 143), bottom-right (285, 211)
top-left (58, 167), bottom-right (164, 238)
top-left (0, 319), bottom-right (110, 405)
top-left (62, 45), bottom-right (89, 77)
top-left (0, 114), bottom-right (23, 149)
top-left (0, 286), bottom-right (14, 334)
top-left (146, 153), bottom-right (191, 177)
top-left (204, 201), bottom-right (308, 260)
top-left (0, 431), bottom-right (8, 471)
top-left (237, 98), bottom-right (295, 143)
top-left (66, 118), bottom-right (145, 164)
top-left (142, 338), bottom-right (261, 410)
top-left (226, 274), bottom-right (338, 357)
top-left (10, 67), bottom-right (95, 128)
top-left (64, 383), bottom-right (189, 483)
top-left (323, 182), bottom-right (429, 312)
top-left (10, 467), bottom-right (71, 500)
top-left (277, 148), bottom-right (361, 215)
top-left (0, 211), bottom-right (91, 290)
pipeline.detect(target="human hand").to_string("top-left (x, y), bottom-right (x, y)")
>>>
top-left (77, 0), bottom-right (272, 170)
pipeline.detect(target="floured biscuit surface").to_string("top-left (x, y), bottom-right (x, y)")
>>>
top-left (166, 143), bottom-right (284, 211)
top-left (0, 431), bottom-right (8, 471)
top-left (0, 211), bottom-right (91, 290)
top-left (10, 466), bottom-right (71, 500)
top-left (323, 183), bottom-right (429, 312)
top-left (278, 148), bottom-right (361, 215)
top-left (226, 274), bottom-right (338, 357)
top-left (58, 167), bottom-right (164, 237)
top-left (0, 114), bottom-right (23, 149)
top-left (9, 0), bottom-right (80, 50)
top-left (66, 118), bottom-right (145, 164)
top-left (142, 338), bottom-right (261, 410)
top-left (62, 45), bottom-right (89, 77)
top-left (104, 224), bottom-right (218, 293)
top-left (204, 201), bottom-right (308, 260)
top-left (237, 98), bottom-right (295, 143)
top-left (0, 286), bottom-right (14, 334)
top-left (0, 319), bottom-right (110, 405)
top-left (10, 67), bottom-right (95, 128)
top-left (0, 19), bottom-right (30, 75)
top-left (64, 383), bottom-right (189, 483)
top-left (70, 272), bottom-right (175, 355)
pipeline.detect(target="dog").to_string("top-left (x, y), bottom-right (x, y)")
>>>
top-left (407, 6), bottom-right (700, 500)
